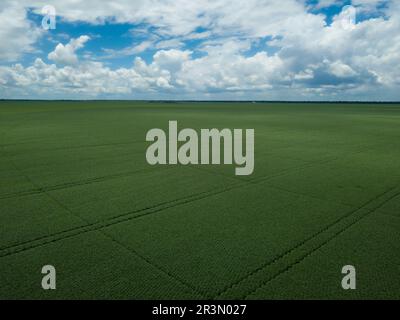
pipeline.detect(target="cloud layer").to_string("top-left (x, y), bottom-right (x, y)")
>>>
top-left (0, 0), bottom-right (399, 100)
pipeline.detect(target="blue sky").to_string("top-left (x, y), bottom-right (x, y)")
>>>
top-left (23, 2), bottom-right (354, 68)
top-left (0, 0), bottom-right (398, 100)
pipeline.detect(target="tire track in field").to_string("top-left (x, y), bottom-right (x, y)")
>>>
top-left (44, 179), bottom-right (210, 300)
top-left (245, 192), bottom-right (400, 299)
top-left (0, 138), bottom-right (146, 199)
top-left (0, 157), bottom-right (313, 251)
top-left (247, 146), bottom-right (369, 185)
top-left (0, 181), bottom-right (247, 301)
top-left (2, 148), bottom-right (145, 175)
top-left (0, 147), bottom-right (372, 258)
top-left (0, 154), bottom-right (339, 256)
top-left (2, 141), bottom-right (210, 298)
top-left (1, 137), bottom-right (393, 297)
top-left (0, 139), bottom-right (144, 150)
top-left (0, 166), bottom-right (172, 200)
top-left (215, 184), bottom-right (400, 299)
top-left (244, 188), bottom-right (400, 299)
top-left (0, 180), bottom-right (244, 257)
top-left (187, 145), bottom-right (370, 186)
top-left (99, 231), bottom-right (209, 299)
top-left (1, 140), bottom-right (146, 174)
top-left (0, 143), bottom-right (369, 201)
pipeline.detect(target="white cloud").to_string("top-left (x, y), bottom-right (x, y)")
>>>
top-left (0, 0), bottom-right (399, 100)
top-left (18, 0), bottom-right (328, 39)
top-left (0, 1), bottom-right (42, 61)
top-left (48, 35), bottom-right (91, 65)
top-left (0, 45), bottom-right (283, 98)
top-left (329, 61), bottom-right (358, 78)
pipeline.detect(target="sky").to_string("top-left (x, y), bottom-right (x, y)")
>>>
top-left (0, 0), bottom-right (398, 101)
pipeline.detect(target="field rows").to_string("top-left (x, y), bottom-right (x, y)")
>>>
top-left (0, 101), bottom-right (399, 299)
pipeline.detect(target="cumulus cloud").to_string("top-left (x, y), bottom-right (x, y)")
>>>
top-left (0, 0), bottom-right (399, 100)
top-left (0, 45), bottom-right (282, 98)
top-left (48, 35), bottom-right (91, 65)
top-left (0, 1), bottom-right (42, 61)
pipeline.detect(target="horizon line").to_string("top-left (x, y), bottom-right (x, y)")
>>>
top-left (1, 99), bottom-right (400, 104)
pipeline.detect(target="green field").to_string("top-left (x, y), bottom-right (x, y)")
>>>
top-left (0, 101), bottom-right (399, 299)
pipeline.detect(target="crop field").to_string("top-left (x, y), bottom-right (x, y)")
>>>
top-left (0, 101), bottom-right (399, 300)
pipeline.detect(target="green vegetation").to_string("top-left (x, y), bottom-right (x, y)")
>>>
top-left (0, 101), bottom-right (399, 299)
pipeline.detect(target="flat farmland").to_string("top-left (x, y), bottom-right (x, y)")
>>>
top-left (0, 101), bottom-right (399, 299)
